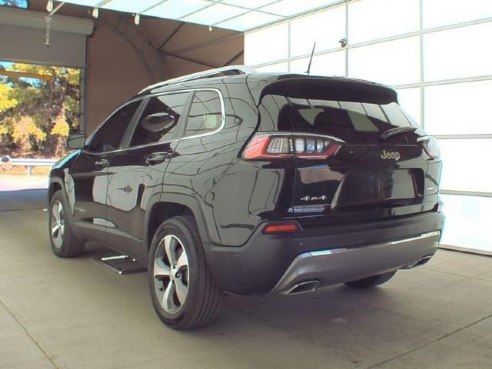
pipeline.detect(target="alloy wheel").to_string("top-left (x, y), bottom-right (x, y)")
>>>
top-left (153, 235), bottom-right (190, 315)
top-left (50, 200), bottom-right (65, 249)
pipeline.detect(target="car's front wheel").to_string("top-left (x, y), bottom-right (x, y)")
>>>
top-left (48, 190), bottom-right (85, 258)
top-left (344, 271), bottom-right (397, 289)
top-left (148, 216), bottom-right (223, 330)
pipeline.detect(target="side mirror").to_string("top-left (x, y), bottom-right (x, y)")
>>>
top-left (141, 112), bottom-right (177, 133)
top-left (67, 133), bottom-right (86, 150)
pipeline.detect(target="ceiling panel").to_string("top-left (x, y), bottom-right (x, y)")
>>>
top-left (217, 11), bottom-right (283, 31)
top-left (103, 0), bottom-right (163, 14)
top-left (182, 3), bottom-right (247, 25)
top-left (61, 0), bottom-right (100, 6)
top-left (260, 0), bottom-right (341, 17)
top-left (56, 0), bottom-right (344, 32)
top-left (220, 0), bottom-right (279, 9)
top-left (142, 0), bottom-right (210, 19)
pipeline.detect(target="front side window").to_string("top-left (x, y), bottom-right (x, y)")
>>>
top-left (130, 93), bottom-right (189, 147)
top-left (184, 91), bottom-right (222, 137)
top-left (89, 101), bottom-right (140, 152)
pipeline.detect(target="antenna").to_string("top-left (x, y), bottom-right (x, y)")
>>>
top-left (306, 42), bottom-right (316, 75)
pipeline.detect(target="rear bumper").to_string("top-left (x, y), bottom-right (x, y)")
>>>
top-left (207, 212), bottom-right (444, 295)
top-left (270, 231), bottom-right (439, 294)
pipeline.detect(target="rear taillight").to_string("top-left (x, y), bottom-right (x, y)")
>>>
top-left (418, 136), bottom-right (440, 159)
top-left (242, 134), bottom-right (341, 160)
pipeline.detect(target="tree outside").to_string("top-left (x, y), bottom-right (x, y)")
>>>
top-left (0, 62), bottom-right (81, 160)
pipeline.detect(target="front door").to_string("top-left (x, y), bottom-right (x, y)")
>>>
top-left (68, 100), bottom-right (141, 243)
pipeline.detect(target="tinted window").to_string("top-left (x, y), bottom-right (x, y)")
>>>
top-left (185, 91), bottom-right (222, 137)
top-left (130, 93), bottom-right (188, 147)
top-left (259, 95), bottom-right (418, 144)
top-left (89, 101), bottom-right (140, 152)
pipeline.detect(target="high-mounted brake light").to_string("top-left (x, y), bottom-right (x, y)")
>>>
top-left (242, 134), bottom-right (341, 160)
top-left (418, 136), bottom-right (440, 159)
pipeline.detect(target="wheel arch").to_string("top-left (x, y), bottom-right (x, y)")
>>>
top-left (144, 194), bottom-right (218, 261)
top-left (48, 178), bottom-right (64, 200)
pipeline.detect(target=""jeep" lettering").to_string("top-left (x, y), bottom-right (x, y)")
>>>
top-left (380, 150), bottom-right (401, 161)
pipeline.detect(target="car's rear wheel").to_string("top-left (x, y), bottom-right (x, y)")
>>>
top-left (344, 271), bottom-right (397, 289)
top-left (148, 216), bottom-right (223, 330)
top-left (49, 190), bottom-right (85, 257)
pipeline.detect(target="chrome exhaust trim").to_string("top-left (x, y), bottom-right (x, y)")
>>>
top-left (402, 254), bottom-right (433, 269)
top-left (286, 280), bottom-right (320, 295)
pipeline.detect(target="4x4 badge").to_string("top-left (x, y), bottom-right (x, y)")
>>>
top-left (380, 150), bottom-right (401, 161)
top-left (301, 195), bottom-right (328, 202)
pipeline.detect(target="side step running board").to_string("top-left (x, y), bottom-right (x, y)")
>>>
top-left (95, 253), bottom-right (146, 275)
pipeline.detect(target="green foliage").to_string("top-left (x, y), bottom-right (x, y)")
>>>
top-left (51, 112), bottom-right (70, 137)
top-left (0, 84), bottom-right (18, 112)
top-left (11, 116), bottom-right (46, 152)
top-left (0, 62), bottom-right (80, 158)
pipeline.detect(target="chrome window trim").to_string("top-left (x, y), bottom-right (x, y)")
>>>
top-left (87, 88), bottom-right (227, 155)
top-left (179, 88), bottom-right (226, 142)
top-left (133, 88), bottom-right (226, 144)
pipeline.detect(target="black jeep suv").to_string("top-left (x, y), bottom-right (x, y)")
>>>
top-left (48, 66), bottom-right (444, 329)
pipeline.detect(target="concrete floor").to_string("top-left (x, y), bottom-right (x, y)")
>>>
top-left (0, 189), bottom-right (491, 369)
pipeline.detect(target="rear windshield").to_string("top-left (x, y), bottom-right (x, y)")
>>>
top-left (258, 95), bottom-right (419, 144)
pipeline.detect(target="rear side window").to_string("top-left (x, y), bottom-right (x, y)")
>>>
top-left (259, 95), bottom-right (418, 144)
top-left (130, 93), bottom-right (189, 147)
top-left (184, 91), bottom-right (222, 137)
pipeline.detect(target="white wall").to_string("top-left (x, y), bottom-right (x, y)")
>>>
top-left (244, 0), bottom-right (492, 252)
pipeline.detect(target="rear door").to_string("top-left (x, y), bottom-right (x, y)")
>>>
top-left (257, 79), bottom-right (441, 227)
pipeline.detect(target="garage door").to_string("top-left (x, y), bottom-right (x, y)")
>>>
top-left (0, 6), bottom-right (93, 68)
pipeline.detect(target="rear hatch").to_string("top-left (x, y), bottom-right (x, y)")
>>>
top-left (248, 76), bottom-right (442, 227)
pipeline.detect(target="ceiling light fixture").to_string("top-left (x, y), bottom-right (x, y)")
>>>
top-left (92, 7), bottom-right (99, 18)
top-left (134, 14), bottom-right (140, 25)
top-left (46, 0), bottom-right (53, 12)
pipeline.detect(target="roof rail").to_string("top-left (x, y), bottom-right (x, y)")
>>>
top-left (140, 65), bottom-right (256, 94)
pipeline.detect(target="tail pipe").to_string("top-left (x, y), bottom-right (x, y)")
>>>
top-left (403, 254), bottom-right (434, 269)
top-left (286, 280), bottom-right (320, 294)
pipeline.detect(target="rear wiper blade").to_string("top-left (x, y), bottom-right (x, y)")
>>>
top-left (380, 126), bottom-right (417, 141)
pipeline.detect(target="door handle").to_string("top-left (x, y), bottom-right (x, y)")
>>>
top-left (145, 152), bottom-right (171, 165)
top-left (95, 158), bottom-right (109, 168)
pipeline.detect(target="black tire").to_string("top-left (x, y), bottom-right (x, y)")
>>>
top-left (344, 271), bottom-right (397, 289)
top-left (148, 216), bottom-right (223, 330)
top-left (48, 190), bottom-right (85, 258)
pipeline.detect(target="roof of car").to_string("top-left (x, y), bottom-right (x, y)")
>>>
top-left (138, 65), bottom-right (254, 95)
top-left (135, 65), bottom-right (398, 105)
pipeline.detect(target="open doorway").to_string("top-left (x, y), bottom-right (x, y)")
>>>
top-left (0, 60), bottom-right (82, 191)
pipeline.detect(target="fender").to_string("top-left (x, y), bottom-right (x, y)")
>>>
top-left (48, 177), bottom-right (68, 212)
top-left (143, 192), bottom-right (220, 264)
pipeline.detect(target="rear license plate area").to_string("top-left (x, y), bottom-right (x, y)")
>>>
top-left (335, 169), bottom-right (416, 208)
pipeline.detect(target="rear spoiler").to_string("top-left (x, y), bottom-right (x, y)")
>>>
top-left (248, 75), bottom-right (398, 106)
